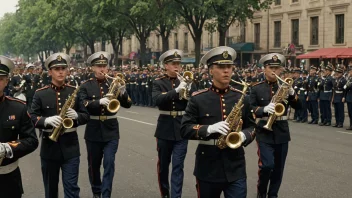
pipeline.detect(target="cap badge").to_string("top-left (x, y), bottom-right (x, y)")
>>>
top-left (100, 54), bottom-right (105, 59)
top-left (222, 51), bottom-right (229, 59)
top-left (174, 51), bottom-right (179, 57)
top-left (57, 55), bottom-right (62, 61)
top-left (272, 55), bottom-right (278, 62)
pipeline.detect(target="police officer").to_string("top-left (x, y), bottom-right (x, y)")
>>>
top-left (24, 64), bottom-right (40, 108)
top-left (79, 51), bottom-right (132, 198)
top-left (181, 47), bottom-right (255, 198)
top-left (139, 69), bottom-right (148, 106)
top-left (250, 53), bottom-right (301, 198)
top-left (30, 53), bottom-right (89, 198)
top-left (332, 67), bottom-right (346, 128)
top-left (298, 70), bottom-right (309, 123)
top-left (198, 73), bottom-right (211, 90)
top-left (306, 66), bottom-right (319, 124)
top-left (130, 69), bottom-right (138, 105)
top-left (318, 66), bottom-right (333, 126)
top-left (153, 49), bottom-right (196, 198)
top-left (146, 70), bottom-right (154, 107)
top-left (344, 67), bottom-right (352, 130)
top-left (292, 69), bottom-right (303, 121)
top-left (0, 56), bottom-right (38, 198)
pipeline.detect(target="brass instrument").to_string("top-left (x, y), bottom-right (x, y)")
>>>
top-left (176, 71), bottom-right (194, 100)
top-left (217, 81), bottom-right (249, 149)
top-left (49, 86), bottom-right (80, 142)
top-left (103, 73), bottom-right (126, 113)
top-left (263, 73), bottom-right (293, 131)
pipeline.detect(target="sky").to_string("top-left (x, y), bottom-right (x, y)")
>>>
top-left (0, 0), bottom-right (19, 18)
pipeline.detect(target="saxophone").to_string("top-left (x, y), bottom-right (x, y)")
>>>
top-left (103, 73), bottom-right (126, 113)
top-left (216, 81), bottom-right (249, 149)
top-left (263, 73), bottom-right (293, 131)
top-left (49, 86), bottom-right (80, 142)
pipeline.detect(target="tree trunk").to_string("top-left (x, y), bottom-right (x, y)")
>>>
top-left (194, 35), bottom-right (202, 68)
top-left (83, 45), bottom-right (88, 60)
top-left (111, 39), bottom-right (119, 66)
top-left (218, 27), bottom-right (227, 46)
top-left (139, 36), bottom-right (147, 67)
top-left (88, 41), bottom-right (95, 55)
top-left (118, 36), bottom-right (123, 66)
top-left (161, 34), bottom-right (169, 53)
top-left (102, 39), bottom-right (106, 51)
top-left (65, 45), bottom-right (72, 54)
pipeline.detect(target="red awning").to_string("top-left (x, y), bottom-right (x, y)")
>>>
top-left (297, 48), bottom-right (352, 59)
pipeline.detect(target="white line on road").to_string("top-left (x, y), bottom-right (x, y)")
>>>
top-left (125, 111), bottom-right (140, 114)
top-left (336, 131), bottom-right (352, 135)
top-left (117, 116), bottom-right (156, 126)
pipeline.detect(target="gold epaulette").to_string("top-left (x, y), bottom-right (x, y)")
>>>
top-left (192, 88), bottom-right (209, 96)
top-left (35, 86), bottom-right (49, 92)
top-left (81, 78), bottom-right (94, 85)
top-left (5, 96), bottom-right (26, 105)
top-left (251, 81), bottom-right (264, 87)
top-left (66, 84), bottom-right (76, 88)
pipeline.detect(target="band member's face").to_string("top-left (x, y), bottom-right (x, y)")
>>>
top-left (264, 65), bottom-right (281, 82)
top-left (93, 65), bottom-right (108, 79)
top-left (324, 70), bottom-right (331, 76)
top-left (335, 72), bottom-right (342, 78)
top-left (349, 70), bottom-right (352, 77)
top-left (0, 76), bottom-right (9, 93)
top-left (165, 62), bottom-right (181, 76)
top-left (210, 64), bottom-right (233, 85)
top-left (310, 69), bottom-right (316, 76)
top-left (49, 67), bottom-right (68, 82)
top-left (28, 68), bottom-right (34, 73)
top-left (293, 73), bottom-right (300, 78)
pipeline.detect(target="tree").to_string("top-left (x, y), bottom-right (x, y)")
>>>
top-left (0, 13), bottom-right (19, 55)
top-left (174, 0), bottom-right (214, 67)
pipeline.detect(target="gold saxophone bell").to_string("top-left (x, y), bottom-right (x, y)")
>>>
top-left (103, 73), bottom-right (125, 113)
top-left (225, 132), bottom-right (243, 149)
top-left (49, 118), bottom-right (74, 142)
top-left (107, 99), bottom-right (121, 113)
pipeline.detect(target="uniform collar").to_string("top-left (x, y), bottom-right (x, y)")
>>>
top-left (94, 76), bottom-right (106, 83)
top-left (264, 79), bottom-right (277, 85)
top-left (50, 83), bottom-right (66, 91)
top-left (164, 74), bottom-right (177, 80)
top-left (210, 85), bottom-right (230, 94)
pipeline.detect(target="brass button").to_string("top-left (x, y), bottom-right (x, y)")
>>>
top-left (173, 84), bottom-right (175, 86)
top-left (58, 98), bottom-right (60, 100)
top-left (58, 93), bottom-right (60, 95)
top-left (223, 115), bottom-right (227, 118)
top-left (173, 106), bottom-right (175, 108)
top-left (101, 87), bottom-right (103, 89)
top-left (201, 152), bottom-right (204, 154)
top-left (172, 102), bottom-right (175, 104)
top-left (59, 108), bottom-right (62, 111)
top-left (206, 114), bottom-right (209, 116)
top-left (223, 104), bottom-right (225, 106)
top-left (223, 109), bottom-right (226, 112)
top-left (59, 103), bottom-right (61, 105)
top-left (222, 99), bottom-right (225, 102)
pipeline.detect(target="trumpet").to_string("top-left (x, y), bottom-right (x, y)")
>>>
top-left (176, 71), bottom-right (194, 100)
top-left (102, 73), bottom-right (126, 113)
top-left (263, 72), bottom-right (293, 131)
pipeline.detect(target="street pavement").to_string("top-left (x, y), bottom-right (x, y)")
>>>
top-left (20, 106), bottom-right (352, 198)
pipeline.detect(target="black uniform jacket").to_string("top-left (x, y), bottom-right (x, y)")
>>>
top-left (0, 95), bottom-right (38, 166)
top-left (79, 76), bottom-right (132, 142)
top-left (250, 80), bottom-right (302, 144)
top-left (30, 84), bottom-right (89, 161)
top-left (152, 74), bottom-right (197, 141)
top-left (181, 86), bottom-right (256, 183)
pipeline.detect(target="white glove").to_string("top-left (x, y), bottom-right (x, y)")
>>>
top-left (207, 121), bottom-right (230, 136)
top-left (66, 108), bottom-right (78, 119)
top-left (175, 82), bottom-right (187, 93)
top-left (44, 116), bottom-right (63, 128)
top-left (99, 97), bottom-right (110, 106)
top-left (119, 85), bottom-right (126, 96)
top-left (0, 143), bottom-right (13, 159)
top-left (344, 85), bottom-right (347, 89)
top-left (289, 87), bottom-right (295, 96)
top-left (238, 132), bottom-right (247, 143)
top-left (264, 103), bottom-right (275, 114)
top-left (187, 83), bottom-right (192, 91)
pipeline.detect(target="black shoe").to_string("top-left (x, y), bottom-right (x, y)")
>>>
top-left (93, 194), bottom-right (101, 198)
top-left (312, 120), bottom-right (318, 124)
top-left (319, 122), bottom-right (326, 126)
top-left (257, 194), bottom-right (267, 198)
top-left (346, 126), bottom-right (352, 130)
top-left (337, 125), bottom-right (343, 128)
top-left (301, 119), bottom-right (307, 123)
top-left (294, 119), bottom-right (301, 122)
top-left (308, 120), bottom-right (314, 124)
top-left (332, 124), bottom-right (338, 127)
top-left (325, 122), bottom-right (331, 126)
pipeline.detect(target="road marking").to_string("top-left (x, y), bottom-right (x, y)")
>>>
top-left (117, 116), bottom-right (156, 126)
top-left (125, 111), bottom-right (140, 114)
top-left (336, 131), bottom-right (352, 135)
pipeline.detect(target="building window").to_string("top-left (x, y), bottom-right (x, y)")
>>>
top-left (335, 14), bottom-right (344, 44)
top-left (274, 21), bottom-right (281, 48)
top-left (275, 0), bottom-right (281, 5)
top-left (184, 32), bottom-right (188, 52)
top-left (254, 23), bottom-right (260, 48)
top-left (291, 19), bottom-right (299, 46)
top-left (174, 33), bottom-right (178, 48)
top-left (310, 17), bottom-right (319, 45)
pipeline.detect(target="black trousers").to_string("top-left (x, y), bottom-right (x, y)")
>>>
top-left (348, 102), bottom-right (352, 126)
top-left (320, 100), bottom-right (332, 123)
top-left (257, 141), bottom-right (288, 198)
top-left (334, 102), bottom-right (345, 125)
top-left (308, 100), bottom-right (319, 121)
top-left (196, 178), bottom-right (247, 198)
top-left (0, 167), bottom-right (23, 198)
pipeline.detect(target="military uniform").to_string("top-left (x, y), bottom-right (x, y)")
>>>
top-left (344, 72), bottom-right (352, 130)
top-left (23, 64), bottom-right (40, 108)
top-left (332, 67), bottom-right (346, 128)
top-left (0, 56), bottom-right (38, 198)
top-left (298, 72), bottom-right (308, 122)
top-left (318, 66), bottom-right (333, 126)
top-left (250, 53), bottom-right (301, 198)
top-left (306, 67), bottom-right (319, 124)
top-left (153, 49), bottom-right (197, 198)
top-left (292, 70), bottom-right (303, 121)
top-left (181, 47), bottom-right (255, 198)
top-left (30, 53), bottom-right (89, 198)
top-left (78, 51), bottom-right (132, 198)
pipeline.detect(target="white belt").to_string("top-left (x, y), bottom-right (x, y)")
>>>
top-left (90, 115), bottom-right (117, 121)
top-left (0, 160), bottom-right (19, 174)
top-left (198, 139), bottom-right (217, 145)
top-left (43, 128), bottom-right (77, 133)
top-left (159, 110), bottom-right (185, 116)
top-left (141, 83), bottom-right (146, 85)
top-left (260, 116), bottom-right (287, 121)
top-left (335, 91), bottom-right (343, 94)
top-left (324, 90), bottom-right (332, 93)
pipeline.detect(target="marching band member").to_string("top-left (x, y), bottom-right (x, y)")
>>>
top-left (0, 55), bottom-right (38, 198)
top-left (24, 63), bottom-right (40, 108)
top-left (250, 53), bottom-right (301, 198)
top-left (181, 47), bottom-right (255, 198)
top-left (79, 51), bottom-right (132, 198)
top-left (30, 53), bottom-right (89, 198)
top-left (152, 49), bottom-right (196, 198)
top-left (332, 67), bottom-right (346, 128)
top-left (318, 65), bottom-right (333, 126)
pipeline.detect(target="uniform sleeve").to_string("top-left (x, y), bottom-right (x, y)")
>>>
top-left (180, 96), bottom-right (209, 140)
top-left (9, 105), bottom-right (38, 159)
top-left (288, 92), bottom-right (302, 110)
top-left (249, 86), bottom-right (266, 118)
top-left (75, 92), bottom-right (90, 126)
top-left (189, 82), bottom-right (198, 96)
top-left (117, 91), bottom-right (132, 108)
top-left (79, 84), bottom-right (100, 111)
top-left (241, 96), bottom-right (256, 147)
top-left (152, 80), bottom-right (178, 106)
top-left (29, 92), bottom-right (47, 128)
